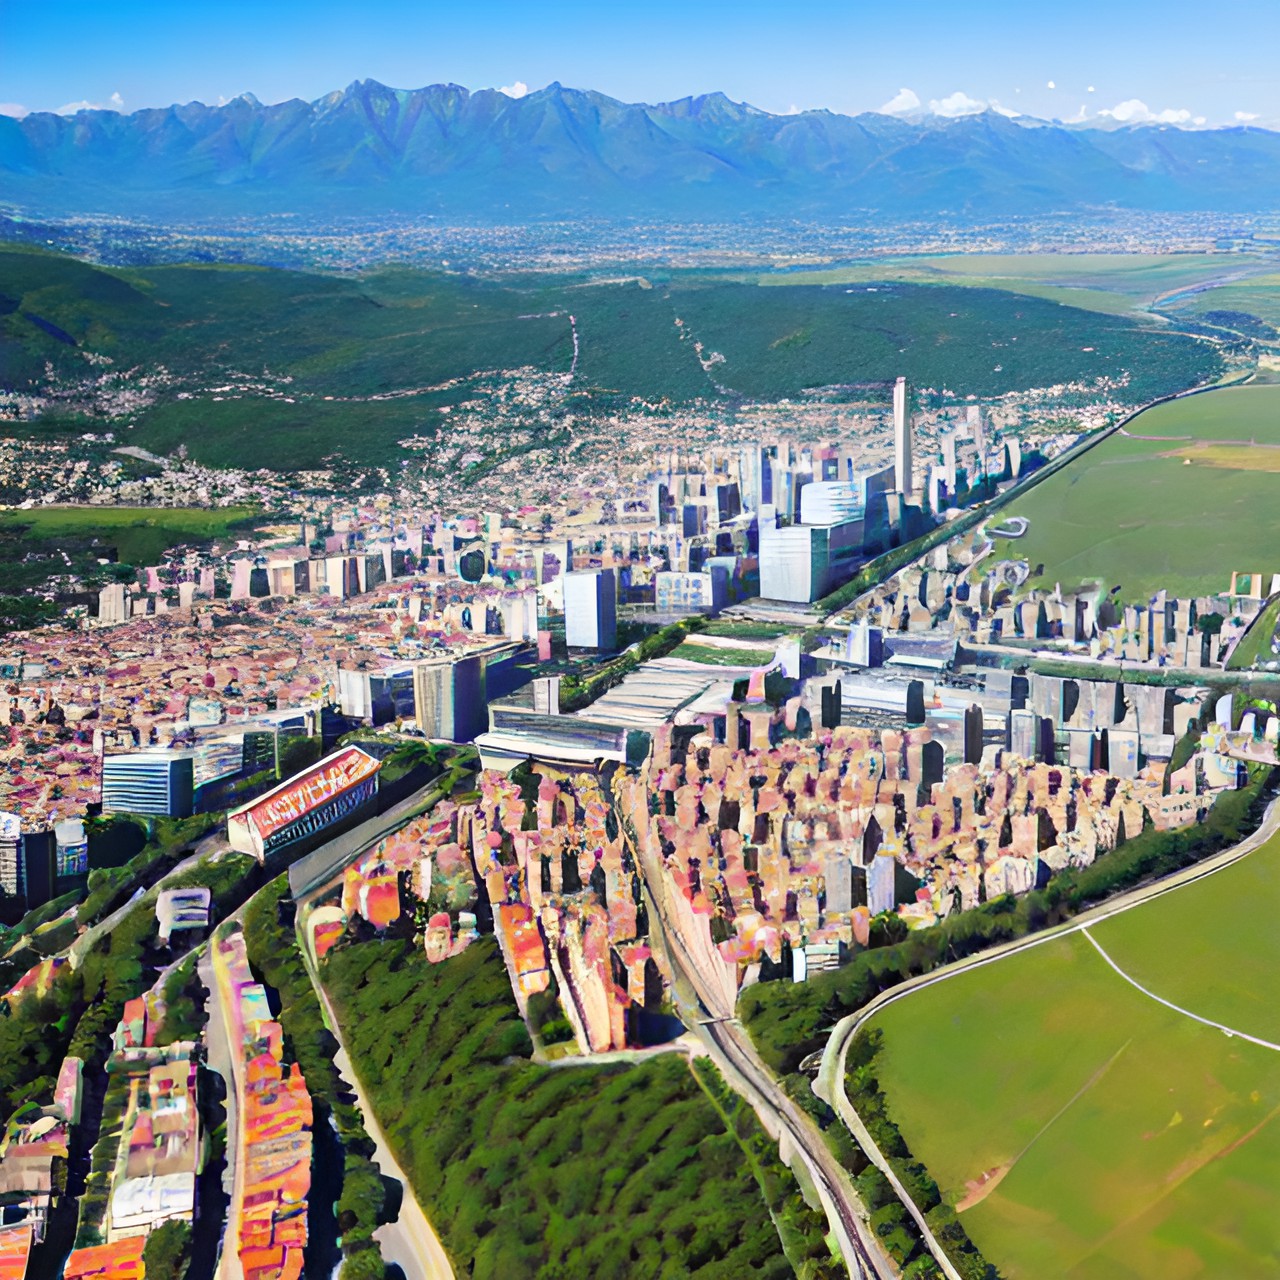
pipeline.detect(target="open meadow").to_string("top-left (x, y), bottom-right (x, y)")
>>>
top-left (869, 830), bottom-right (1280, 1279)
top-left (0, 504), bottom-right (260, 566)
top-left (757, 252), bottom-right (1275, 318)
top-left (986, 383), bottom-right (1280, 601)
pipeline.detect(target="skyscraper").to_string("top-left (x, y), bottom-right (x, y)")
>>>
top-left (893, 376), bottom-right (913, 498)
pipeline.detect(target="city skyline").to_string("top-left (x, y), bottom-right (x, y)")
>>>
top-left (3, 0), bottom-right (1279, 128)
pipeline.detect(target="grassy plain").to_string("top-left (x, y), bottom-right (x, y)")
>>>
top-left (871, 829), bottom-right (1280, 1278)
top-left (0, 505), bottom-right (259, 563)
top-left (758, 252), bottom-right (1272, 317)
top-left (670, 641), bottom-right (777, 666)
top-left (987, 383), bottom-right (1280, 600)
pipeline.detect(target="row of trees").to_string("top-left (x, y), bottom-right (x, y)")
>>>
top-left (847, 1029), bottom-right (997, 1280)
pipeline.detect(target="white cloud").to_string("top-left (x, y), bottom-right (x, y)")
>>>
top-left (1087, 85), bottom-right (1096, 93)
top-left (1065, 104), bottom-right (1090, 123)
top-left (0, 103), bottom-right (28, 118)
top-left (929, 90), bottom-right (987, 118)
top-left (990, 100), bottom-right (1021, 118)
top-left (1046, 80), bottom-right (1056, 89)
top-left (1099, 98), bottom-right (1193, 124)
top-left (498, 81), bottom-right (529, 99)
top-left (54, 91), bottom-right (125, 115)
top-left (1236, 110), bottom-right (1260, 122)
top-left (783, 103), bottom-right (802, 115)
top-left (878, 87), bottom-right (920, 115)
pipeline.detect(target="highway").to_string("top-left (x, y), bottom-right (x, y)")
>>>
top-left (621, 785), bottom-right (895, 1280)
top-left (817, 791), bottom-right (1280, 1280)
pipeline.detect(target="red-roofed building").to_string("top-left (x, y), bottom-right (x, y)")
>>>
top-left (62, 1235), bottom-right (145, 1279)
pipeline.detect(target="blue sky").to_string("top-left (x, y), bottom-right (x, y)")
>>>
top-left (3, 0), bottom-right (1278, 126)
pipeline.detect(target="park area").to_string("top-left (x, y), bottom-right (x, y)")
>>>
top-left (986, 383), bottom-right (1280, 601)
top-left (867, 828), bottom-right (1280, 1279)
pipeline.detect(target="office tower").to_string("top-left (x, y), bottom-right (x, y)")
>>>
top-left (413, 653), bottom-right (488, 741)
top-left (563, 568), bottom-right (617, 650)
top-left (964, 704), bottom-right (985, 765)
top-left (868, 853), bottom-right (898, 917)
top-left (893, 376), bottom-right (913, 497)
top-left (102, 750), bottom-right (196, 818)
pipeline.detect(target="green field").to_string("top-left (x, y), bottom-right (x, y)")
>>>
top-left (0, 244), bottom-right (1224, 471)
top-left (759, 253), bottom-right (1274, 318)
top-left (987, 383), bottom-right (1280, 600)
top-left (0, 504), bottom-right (259, 565)
top-left (869, 832), bottom-right (1280, 1279)
top-left (670, 641), bottom-right (777, 666)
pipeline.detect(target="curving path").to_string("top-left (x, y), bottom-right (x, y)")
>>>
top-left (1080, 927), bottom-right (1280, 1053)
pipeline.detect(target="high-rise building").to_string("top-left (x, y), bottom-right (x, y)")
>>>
top-left (868, 852), bottom-right (898, 917)
top-left (563, 569), bottom-right (617, 650)
top-left (102, 750), bottom-right (196, 818)
top-left (893, 375), bottom-right (913, 497)
top-left (412, 653), bottom-right (488, 741)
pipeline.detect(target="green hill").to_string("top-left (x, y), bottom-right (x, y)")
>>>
top-left (0, 245), bottom-right (1224, 471)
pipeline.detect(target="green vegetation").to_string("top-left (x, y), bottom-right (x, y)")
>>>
top-left (868, 823), bottom-right (1280, 1280)
top-left (559, 615), bottom-right (707, 712)
top-left (0, 505), bottom-right (259, 566)
top-left (324, 935), bottom-right (792, 1278)
top-left (691, 1058), bottom-right (847, 1279)
top-left (741, 765), bottom-right (1271, 1077)
top-left (1228, 594), bottom-right (1280, 670)
top-left (846, 1030), bottom-right (993, 1279)
top-left (142, 1219), bottom-right (193, 1280)
top-left (670, 640), bottom-right (777, 666)
top-left (0, 247), bottom-right (1223, 472)
top-left (988, 384), bottom-right (1280, 600)
top-left (760, 252), bottom-right (1269, 316)
top-left (242, 876), bottom-right (387, 1276)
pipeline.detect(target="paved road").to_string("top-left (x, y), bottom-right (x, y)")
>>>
top-left (203, 926), bottom-right (245, 1280)
top-left (295, 902), bottom-right (454, 1280)
top-left (621, 786), bottom-right (894, 1280)
top-left (818, 793), bottom-right (1280, 1278)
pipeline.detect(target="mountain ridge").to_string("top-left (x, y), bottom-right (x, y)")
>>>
top-left (3, 79), bottom-right (1279, 222)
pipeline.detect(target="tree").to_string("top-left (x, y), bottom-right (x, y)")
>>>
top-left (142, 1218), bottom-right (192, 1280)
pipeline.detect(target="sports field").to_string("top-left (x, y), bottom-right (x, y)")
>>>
top-left (987, 383), bottom-right (1280, 600)
top-left (869, 831), bottom-right (1280, 1279)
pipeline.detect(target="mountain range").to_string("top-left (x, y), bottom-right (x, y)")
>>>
top-left (4, 80), bottom-right (1280, 224)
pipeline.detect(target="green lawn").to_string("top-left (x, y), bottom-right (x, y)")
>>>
top-left (671, 641), bottom-right (778, 666)
top-left (0, 504), bottom-right (260, 564)
top-left (987, 383), bottom-right (1280, 601)
top-left (869, 833), bottom-right (1280, 1279)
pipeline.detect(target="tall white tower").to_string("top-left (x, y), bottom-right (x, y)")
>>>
top-left (893, 376), bottom-right (913, 498)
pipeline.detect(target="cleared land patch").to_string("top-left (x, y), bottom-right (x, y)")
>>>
top-left (870, 830), bottom-right (1280, 1278)
top-left (987, 384), bottom-right (1280, 600)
